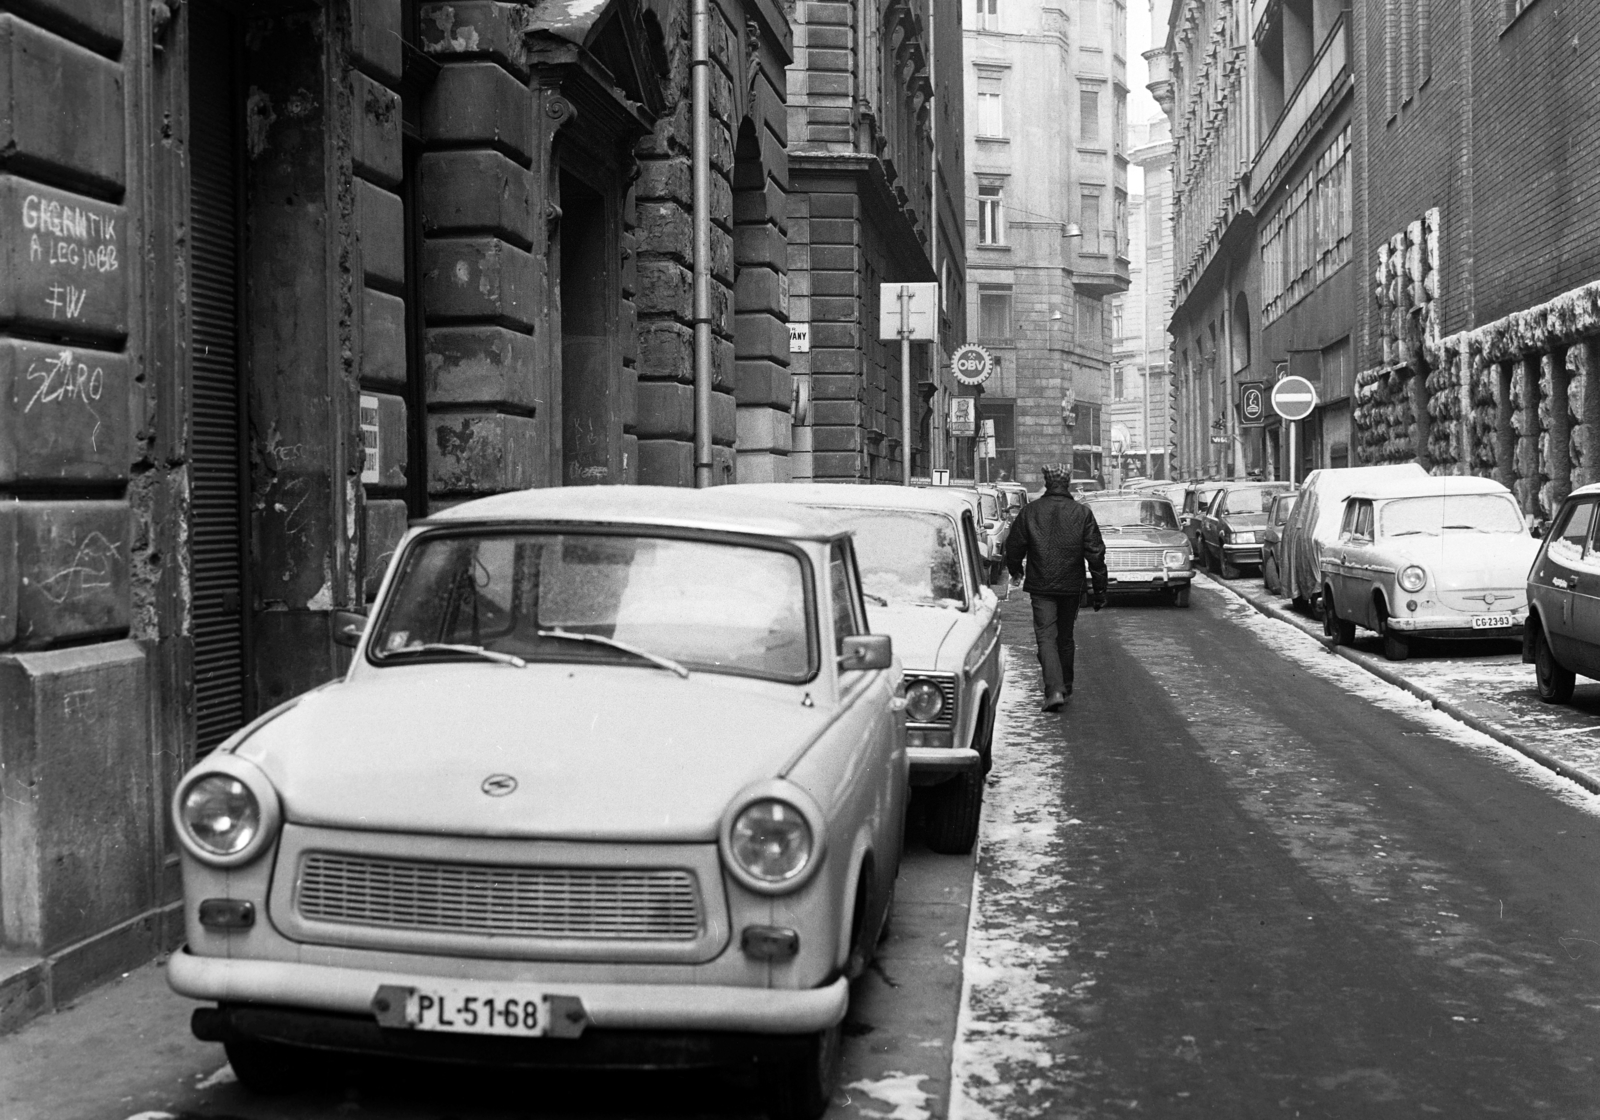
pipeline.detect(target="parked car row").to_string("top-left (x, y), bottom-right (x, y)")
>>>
top-left (165, 484), bottom-right (1006, 1118)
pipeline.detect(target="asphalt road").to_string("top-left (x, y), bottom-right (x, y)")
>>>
top-left (955, 578), bottom-right (1600, 1118)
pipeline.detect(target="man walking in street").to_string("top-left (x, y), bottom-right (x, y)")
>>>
top-left (1004, 463), bottom-right (1108, 711)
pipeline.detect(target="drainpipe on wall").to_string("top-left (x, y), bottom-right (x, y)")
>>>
top-left (928, 0), bottom-right (939, 473)
top-left (692, 0), bottom-right (713, 487)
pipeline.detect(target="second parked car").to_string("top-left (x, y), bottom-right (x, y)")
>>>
top-left (1261, 489), bottom-right (1300, 594)
top-left (1525, 482), bottom-right (1600, 702)
top-left (1198, 481), bottom-right (1295, 579)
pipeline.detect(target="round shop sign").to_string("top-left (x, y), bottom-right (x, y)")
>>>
top-left (951, 344), bottom-right (994, 387)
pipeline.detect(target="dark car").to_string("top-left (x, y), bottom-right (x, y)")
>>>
top-left (1080, 492), bottom-right (1194, 607)
top-left (1178, 481), bottom-right (1226, 556)
top-left (1261, 489), bottom-right (1300, 594)
top-left (1199, 482), bottom-right (1296, 579)
top-left (1525, 482), bottom-right (1600, 702)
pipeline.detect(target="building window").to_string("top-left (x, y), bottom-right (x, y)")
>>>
top-left (1113, 365), bottom-right (1125, 400)
top-left (1114, 191), bottom-right (1127, 255)
top-left (1260, 126), bottom-right (1352, 323)
top-left (1080, 190), bottom-right (1102, 252)
top-left (978, 182), bottom-right (1005, 245)
top-left (977, 82), bottom-right (1004, 137)
top-left (977, 0), bottom-right (999, 32)
top-left (1111, 298), bottom-right (1124, 340)
top-left (979, 288), bottom-right (1012, 338)
top-left (1079, 87), bottom-right (1100, 144)
top-left (1114, 89), bottom-right (1126, 154)
top-left (1078, 0), bottom-right (1097, 45)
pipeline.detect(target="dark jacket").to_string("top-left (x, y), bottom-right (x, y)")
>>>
top-left (1004, 488), bottom-right (1108, 596)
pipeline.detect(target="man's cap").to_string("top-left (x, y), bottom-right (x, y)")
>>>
top-left (1041, 463), bottom-right (1072, 484)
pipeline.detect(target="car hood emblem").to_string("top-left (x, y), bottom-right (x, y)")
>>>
top-left (481, 773), bottom-right (518, 797)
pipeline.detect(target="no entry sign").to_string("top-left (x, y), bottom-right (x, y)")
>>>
top-left (1271, 375), bottom-right (1318, 422)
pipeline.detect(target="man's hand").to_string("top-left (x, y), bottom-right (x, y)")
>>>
top-left (1091, 591), bottom-right (1107, 612)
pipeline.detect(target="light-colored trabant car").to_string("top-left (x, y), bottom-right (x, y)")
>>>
top-left (1319, 475), bottom-right (1539, 662)
top-left (1079, 491), bottom-right (1194, 607)
top-left (728, 484), bottom-right (1002, 855)
top-left (167, 487), bottom-right (908, 1120)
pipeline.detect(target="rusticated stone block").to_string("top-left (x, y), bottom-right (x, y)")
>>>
top-left (635, 381), bottom-right (692, 440)
top-left (428, 410), bottom-right (538, 494)
top-left (424, 325), bottom-right (540, 410)
top-left (419, 1), bottom-right (532, 79)
top-left (735, 359), bottom-right (790, 408)
top-left (638, 156), bottom-right (690, 204)
top-left (622, 434), bottom-right (639, 484)
top-left (361, 288), bottom-right (406, 388)
top-left (0, 641), bottom-right (150, 953)
top-left (423, 237), bottom-right (536, 329)
top-left (638, 260), bottom-right (693, 320)
top-left (420, 150), bottom-right (534, 249)
top-left (711, 444), bottom-right (735, 483)
top-left (423, 62), bottom-right (533, 167)
top-left (637, 438), bottom-right (692, 487)
top-left (810, 348), bottom-right (859, 374)
top-left (812, 451), bottom-right (863, 479)
top-left (359, 391), bottom-right (408, 491)
top-left (638, 321), bottom-right (692, 382)
top-left (0, 340), bottom-right (129, 483)
top-left (363, 498), bottom-right (408, 600)
top-left (12, 500), bottom-right (129, 647)
top-left (0, 18), bottom-right (123, 194)
top-left (736, 267), bottom-right (784, 315)
top-left (736, 312), bottom-right (789, 362)
top-left (638, 200), bottom-right (692, 261)
top-left (0, 177), bottom-right (127, 343)
top-left (351, 0), bottom-right (403, 84)
top-left (734, 224), bottom-right (786, 270)
top-left (814, 425), bottom-right (865, 452)
top-left (713, 389), bottom-right (736, 445)
top-left (734, 450), bottom-right (791, 484)
top-left (811, 373), bottom-right (861, 400)
top-left (0, 503), bottom-right (15, 645)
top-left (358, 180), bottom-right (404, 289)
top-left (353, 71), bottom-right (402, 189)
top-left (811, 322), bottom-right (857, 349)
top-left (812, 399), bottom-right (862, 427)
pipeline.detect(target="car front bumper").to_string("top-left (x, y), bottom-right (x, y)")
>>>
top-left (1222, 544), bottom-right (1263, 565)
top-left (167, 948), bottom-right (849, 1036)
top-left (1384, 613), bottom-right (1526, 638)
top-left (908, 744), bottom-right (981, 784)
top-left (1105, 571), bottom-right (1193, 593)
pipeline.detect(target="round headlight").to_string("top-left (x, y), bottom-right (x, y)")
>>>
top-left (1398, 565), bottom-right (1427, 593)
top-left (729, 799), bottom-right (813, 885)
top-left (181, 775), bottom-right (260, 857)
top-left (905, 680), bottom-right (945, 723)
top-left (1163, 549), bottom-right (1188, 567)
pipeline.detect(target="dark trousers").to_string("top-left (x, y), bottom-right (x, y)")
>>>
top-left (1029, 593), bottom-right (1081, 696)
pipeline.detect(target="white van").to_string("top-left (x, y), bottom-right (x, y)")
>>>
top-left (1278, 462), bottom-right (1428, 609)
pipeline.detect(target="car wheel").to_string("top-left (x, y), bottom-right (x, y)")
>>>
top-left (760, 1023), bottom-right (842, 1120)
top-left (1322, 588), bottom-right (1355, 646)
top-left (924, 769), bottom-right (983, 855)
top-left (1219, 550), bottom-right (1240, 580)
top-left (1534, 628), bottom-right (1576, 704)
top-left (224, 1038), bottom-right (319, 1095)
top-left (1171, 584), bottom-right (1192, 608)
top-left (1381, 633), bottom-right (1411, 662)
top-left (1262, 555), bottom-right (1278, 593)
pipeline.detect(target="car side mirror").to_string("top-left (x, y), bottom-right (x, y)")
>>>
top-left (838, 634), bottom-right (893, 672)
top-left (332, 609), bottom-right (368, 648)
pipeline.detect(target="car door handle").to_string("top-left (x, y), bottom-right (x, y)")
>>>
top-left (1552, 576), bottom-right (1572, 589)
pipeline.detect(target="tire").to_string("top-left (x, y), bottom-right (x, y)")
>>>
top-left (760, 1024), bottom-right (843, 1120)
top-left (1219, 549), bottom-right (1240, 580)
top-left (924, 768), bottom-right (983, 855)
top-left (1322, 588), bottom-right (1355, 646)
top-left (1382, 633), bottom-right (1411, 662)
top-left (1534, 628), bottom-right (1576, 704)
top-left (224, 1038), bottom-right (318, 1095)
top-left (1262, 554), bottom-right (1278, 594)
top-left (1171, 584), bottom-right (1192, 608)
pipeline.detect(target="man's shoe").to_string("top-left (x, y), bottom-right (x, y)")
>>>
top-left (1042, 690), bottom-right (1067, 712)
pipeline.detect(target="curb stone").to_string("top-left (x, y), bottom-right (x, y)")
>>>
top-left (1198, 574), bottom-right (1600, 797)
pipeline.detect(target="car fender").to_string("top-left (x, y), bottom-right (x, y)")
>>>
top-left (834, 823), bottom-right (878, 973)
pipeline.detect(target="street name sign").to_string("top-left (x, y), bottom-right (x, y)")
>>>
top-left (951, 343), bottom-right (994, 386)
top-left (1239, 380), bottom-right (1267, 427)
top-left (1271, 375), bottom-right (1318, 422)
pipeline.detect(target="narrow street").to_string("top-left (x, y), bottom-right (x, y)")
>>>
top-left (9, 575), bottom-right (1600, 1118)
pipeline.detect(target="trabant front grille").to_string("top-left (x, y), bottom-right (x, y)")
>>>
top-left (296, 852), bottom-right (703, 941)
top-left (1107, 547), bottom-right (1164, 571)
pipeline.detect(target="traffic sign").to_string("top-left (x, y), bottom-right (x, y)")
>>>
top-left (1239, 380), bottom-right (1267, 427)
top-left (949, 396), bottom-right (977, 437)
top-left (1271, 375), bottom-right (1318, 421)
top-left (951, 344), bottom-right (994, 386)
top-left (877, 282), bottom-right (939, 340)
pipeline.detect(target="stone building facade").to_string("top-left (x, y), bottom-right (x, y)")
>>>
top-left (963, 0), bottom-right (1128, 488)
top-left (785, 0), bottom-right (966, 484)
top-left (1151, 0), bottom-right (1257, 481)
top-left (1349, 1), bottom-right (1600, 518)
top-left (1108, 115), bottom-right (1174, 482)
top-left (0, 0), bottom-right (796, 1027)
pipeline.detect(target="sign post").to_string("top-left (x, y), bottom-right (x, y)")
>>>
top-left (879, 282), bottom-right (938, 484)
top-left (1270, 374), bottom-right (1318, 485)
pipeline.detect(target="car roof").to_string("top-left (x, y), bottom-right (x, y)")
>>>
top-left (423, 485), bottom-right (851, 541)
top-left (1345, 475), bottom-right (1516, 501)
top-left (1566, 482), bottom-right (1600, 500)
top-left (1220, 480), bottom-right (1294, 490)
top-left (727, 482), bottom-right (978, 519)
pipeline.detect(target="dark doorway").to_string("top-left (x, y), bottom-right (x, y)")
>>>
top-left (188, 0), bottom-right (249, 754)
top-left (559, 173), bottom-right (616, 485)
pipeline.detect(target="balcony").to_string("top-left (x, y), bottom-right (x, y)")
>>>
top-left (1253, 16), bottom-right (1350, 193)
top-left (1071, 229), bottom-right (1131, 298)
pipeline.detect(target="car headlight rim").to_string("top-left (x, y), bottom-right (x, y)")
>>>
top-left (1398, 565), bottom-right (1428, 593)
top-left (1162, 549), bottom-right (1188, 568)
top-left (904, 679), bottom-right (946, 724)
top-left (719, 783), bottom-right (827, 896)
top-left (172, 759), bottom-right (281, 868)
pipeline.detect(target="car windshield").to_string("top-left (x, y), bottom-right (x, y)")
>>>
top-left (821, 509), bottom-right (967, 608)
top-left (1087, 499), bottom-right (1179, 529)
top-left (370, 531), bottom-right (814, 681)
top-left (1271, 494), bottom-right (1299, 524)
top-left (1379, 494), bottom-right (1524, 537)
top-left (978, 492), bottom-right (999, 520)
top-left (1223, 487), bottom-right (1292, 514)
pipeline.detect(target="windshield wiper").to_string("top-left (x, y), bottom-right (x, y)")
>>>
top-left (862, 591), bottom-right (890, 607)
top-left (1387, 530), bottom-right (1436, 537)
top-left (536, 629), bottom-right (690, 679)
top-left (389, 642), bottom-right (527, 667)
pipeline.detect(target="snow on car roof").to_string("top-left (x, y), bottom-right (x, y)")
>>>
top-left (424, 485), bottom-right (851, 541)
top-left (1344, 475), bottom-right (1516, 501)
top-left (727, 482), bottom-right (978, 519)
